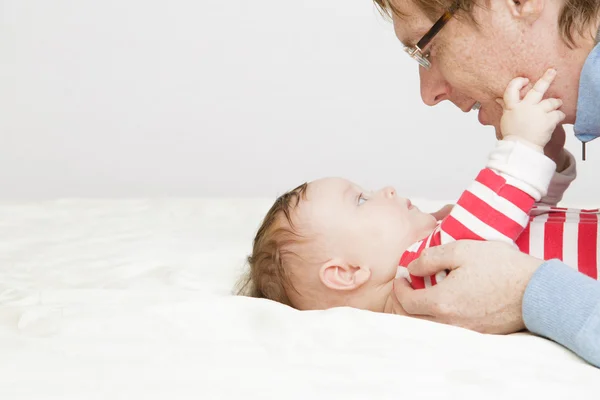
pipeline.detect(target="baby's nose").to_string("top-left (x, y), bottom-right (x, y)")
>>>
top-left (383, 186), bottom-right (396, 198)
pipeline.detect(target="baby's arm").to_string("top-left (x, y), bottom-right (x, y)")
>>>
top-left (497, 69), bottom-right (565, 150)
top-left (408, 70), bottom-right (564, 288)
top-left (500, 72), bottom-right (572, 206)
top-left (499, 69), bottom-right (573, 207)
top-left (408, 143), bottom-right (557, 289)
top-left (438, 69), bottom-right (564, 244)
top-left (499, 75), bottom-right (574, 206)
top-left (435, 143), bottom-right (555, 245)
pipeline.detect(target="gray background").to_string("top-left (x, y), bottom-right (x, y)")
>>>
top-left (2, 0), bottom-right (597, 204)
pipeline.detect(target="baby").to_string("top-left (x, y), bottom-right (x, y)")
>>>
top-left (237, 69), bottom-right (598, 313)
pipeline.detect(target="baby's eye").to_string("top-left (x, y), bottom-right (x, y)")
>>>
top-left (358, 193), bottom-right (367, 206)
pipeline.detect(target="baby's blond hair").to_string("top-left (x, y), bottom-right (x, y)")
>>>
top-left (236, 183), bottom-right (309, 307)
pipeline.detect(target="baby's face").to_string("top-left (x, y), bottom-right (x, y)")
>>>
top-left (294, 177), bottom-right (436, 311)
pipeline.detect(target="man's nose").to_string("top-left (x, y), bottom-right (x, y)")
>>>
top-left (419, 66), bottom-right (451, 106)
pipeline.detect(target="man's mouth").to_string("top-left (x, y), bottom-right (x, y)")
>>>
top-left (471, 102), bottom-right (481, 111)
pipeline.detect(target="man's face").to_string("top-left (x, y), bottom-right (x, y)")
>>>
top-left (391, 1), bottom-right (558, 138)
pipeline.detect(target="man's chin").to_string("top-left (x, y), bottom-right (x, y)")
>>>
top-left (477, 109), bottom-right (502, 139)
top-left (476, 116), bottom-right (502, 139)
top-left (477, 103), bottom-right (502, 137)
top-left (494, 126), bottom-right (503, 140)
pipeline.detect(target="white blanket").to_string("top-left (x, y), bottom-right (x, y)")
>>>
top-left (1, 198), bottom-right (599, 399)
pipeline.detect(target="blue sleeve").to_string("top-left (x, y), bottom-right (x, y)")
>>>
top-left (523, 259), bottom-right (600, 368)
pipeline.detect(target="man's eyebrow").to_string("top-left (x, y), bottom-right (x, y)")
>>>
top-left (397, 32), bottom-right (421, 48)
top-left (403, 34), bottom-right (426, 48)
top-left (394, 31), bottom-right (411, 47)
top-left (399, 34), bottom-right (415, 47)
top-left (398, 24), bottom-right (430, 48)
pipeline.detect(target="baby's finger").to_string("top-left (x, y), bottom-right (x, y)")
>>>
top-left (548, 110), bottom-right (566, 126)
top-left (539, 98), bottom-right (563, 112)
top-left (495, 98), bottom-right (506, 109)
top-left (524, 69), bottom-right (557, 104)
top-left (503, 77), bottom-right (529, 109)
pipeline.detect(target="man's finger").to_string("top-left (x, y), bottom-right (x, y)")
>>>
top-left (503, 77), bottom-right (529, 108)
top-left (430, 204), bottom-right (454, 221)
top-left (523, 68), bottom-right (556, 104)
top-left (407, 242), bottom-right (466, 277)
top-left (392, 278), bottom-right (439, 317)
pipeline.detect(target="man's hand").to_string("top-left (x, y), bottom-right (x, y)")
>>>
top-left (430, 204), bottom-right (453, 221)
top-left (390, 240), bottom-right (544, 334)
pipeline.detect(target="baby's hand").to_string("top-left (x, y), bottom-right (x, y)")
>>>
top-left (497, 69), bottom-right (566, 150)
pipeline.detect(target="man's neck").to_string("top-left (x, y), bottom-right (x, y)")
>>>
top-left (551, 19), bottom-right (600, 124)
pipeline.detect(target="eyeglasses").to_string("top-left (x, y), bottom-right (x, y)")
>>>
top-left (403, 5), bottom-right (457, 69)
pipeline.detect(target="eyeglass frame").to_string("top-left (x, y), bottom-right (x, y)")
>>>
top-left (403, 4), bottom-right (458, 69)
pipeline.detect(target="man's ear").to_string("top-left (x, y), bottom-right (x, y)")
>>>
top-left (505, 0), bottom-right (545, 23)
top-left (319, 259), bottom-right (371, 291)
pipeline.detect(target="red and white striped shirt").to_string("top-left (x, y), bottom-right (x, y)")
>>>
top-left (398, 166), bottom-right (599, 289)
top-left (517, 206), bottom-right (599, 280)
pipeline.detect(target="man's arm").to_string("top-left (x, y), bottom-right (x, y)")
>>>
top-left (524, 259), bottom-right (600, 367)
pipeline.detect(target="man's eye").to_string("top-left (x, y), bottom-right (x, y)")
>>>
top-left (424, 50), bottom-right (431, 59)
top-left (358, 193), bottom-right (367, 206)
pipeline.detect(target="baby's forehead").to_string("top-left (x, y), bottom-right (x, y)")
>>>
top-left (308, 177), bottom-right (354, 197)
top-left (304, 178), bottom-right (348, 210)
top-left (297, 178), bottom-right (354, 225)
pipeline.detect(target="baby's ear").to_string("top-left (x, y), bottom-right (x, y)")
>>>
top-left (319, 259), bottom-right (371, 291)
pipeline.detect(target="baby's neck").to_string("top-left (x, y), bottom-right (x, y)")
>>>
top-left (379, 230), bottom-right (432, 314)
top-left (360, 223), bottom-right (439, 314)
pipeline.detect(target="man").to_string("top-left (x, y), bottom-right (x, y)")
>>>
top-left (372, 0), bottom-right (600, 367)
